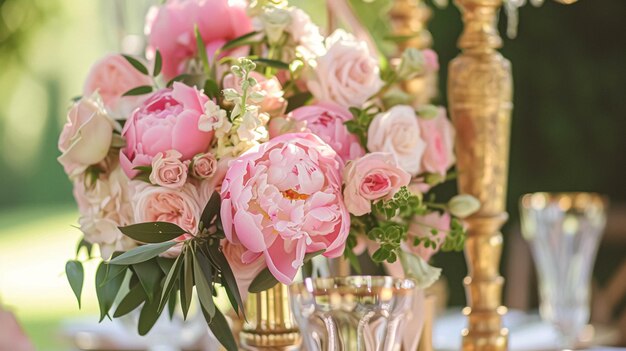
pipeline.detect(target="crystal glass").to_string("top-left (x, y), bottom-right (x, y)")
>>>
top-left (520, 192), bottom-right (607, 349)
top-left (289, 276), bottom-right (416, 351)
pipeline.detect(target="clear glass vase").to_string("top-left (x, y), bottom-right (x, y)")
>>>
top-left (520, 192), bottom-right (607, 349)
top-left (289, 276), bottom-right (416, 351)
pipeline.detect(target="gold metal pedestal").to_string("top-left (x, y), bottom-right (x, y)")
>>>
top-left (447, 0), bottom-right (513, 350)
top-left (240, 284), bottom-right (301, 350)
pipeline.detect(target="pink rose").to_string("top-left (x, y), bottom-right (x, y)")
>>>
top-left (145, 0), bottom-right (252, 79)
top-left (406, 212), bottom-right (450, 262)
top-left (58, 95), bottom-right (116, 177)
top-left (223, 72), bottom-right (286, 116)
top-left (120, 82), bottom-right (213, 178)
top-left (289, 102), bottom-right (365, 162)
top-left (149, 150), bottom-right (188, 188)
top-left (367, 105), bottom-right (426, 176)
top-left (196, 157), bottom-right (231, 207)
top-left (343, 152), bottom-right (411, 216)
top-left (131, 181), bottom-right (203, 257)
top-left (0, 307), bottom-right (34, 351)
top-left (418, 108), bottom-right (455, 175)
top-left (73, 165), bottom-right (136, 259)
top-left (222, 240), bottom-right (267, 299)
top-left (83, 54), bottom-right (152, 117)
top-left (423, 49), bottom-right (439, 72)
top-left (191, 152), bottom-right (217, 179)
top-left (307, 30), bottom-right (383, 108)
top-left (220, 133), bottom-right (350, 284)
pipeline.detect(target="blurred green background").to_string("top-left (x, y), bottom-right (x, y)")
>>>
top-left (1, 0), bottom-right (625, 349)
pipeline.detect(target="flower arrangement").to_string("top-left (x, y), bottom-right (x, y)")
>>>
top-left (59, 0), bottom-right (479, 348)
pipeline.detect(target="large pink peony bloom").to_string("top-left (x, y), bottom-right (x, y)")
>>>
top-left (289, 102), bottom-right (364, 162)
top-left (145, 0), bottom-right (252, 79)
top-left (220, 133), bottom-right (350, 284)
top-left (120, 82), bottom-right (213, 178)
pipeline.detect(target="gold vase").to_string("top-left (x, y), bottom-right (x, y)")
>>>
top-left (239, 284), bottom-right (301, 350)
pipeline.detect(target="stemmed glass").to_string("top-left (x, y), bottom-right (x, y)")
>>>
top-left (520, 192), bottom-right (607, 349)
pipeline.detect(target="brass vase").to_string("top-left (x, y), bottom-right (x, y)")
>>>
top-left (239, 284), bottom-right (301, 350)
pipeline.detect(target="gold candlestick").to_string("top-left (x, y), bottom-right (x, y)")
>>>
top-left (447, 0), bottom-right (512, 350)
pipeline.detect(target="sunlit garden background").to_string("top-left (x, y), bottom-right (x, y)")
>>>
top-left (1, 0), bottom-right (625, 349)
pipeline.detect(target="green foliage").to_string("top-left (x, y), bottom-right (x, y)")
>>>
top-left (251, 57), bottom-right (290, 70)
top-left (119, 222), bottom-right (187, 243)
top-left (153, 50), bottom-right (162, 77)
top-left (109, 241), bottom-right (178, 265)
top-left (367, 221), bottom-right (406, 263)
top-left (344, 107), bottom-right (378, 149)
top-left (441, 217), bottom-right (466, 252)
top-left (122, 85), bottom-right (154, 97)
top-left (95, 262), bottom-right (126, 322)
top-left (220, 31), bottom-right (260, 51)
top-left (372, 186), bottom-right (427, 220)
top-left (195, 25), bottom-right (211, 74)
top-left (65, 260), bottom-right (83, 308)
top-left (122, 54), bottom-right (149, 75)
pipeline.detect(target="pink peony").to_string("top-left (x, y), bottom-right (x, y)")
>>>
top-left (58, 95), bottom-right (116, 177)
top-left (220, 133), bottom-right (350, 284)
top-left (120, 82), bottom-right (213, 178)
top-left (343, 152), bottom-right (411, 216)
top-left (222, 240), bottom-right (267, 299)
top-left (82, 54), bottom-right (153, 117)
top-left (149, 150), bottom-right (188, 189)
top-left (145, 0), bottom-right (252, 79)
top-left (406, 212), bottom-right (450, 262)
top-left (418, 108), bottom-right (455, 175)
top-left (289, 102), bottom-right (365, 162)
top-left (223, 72), bottom-right (286, 116)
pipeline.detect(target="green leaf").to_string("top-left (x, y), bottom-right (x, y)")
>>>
top-left (65, 260), bottom-right (84, 308)
top-left (159, 255), bottom-right (183, 311)
top-left (119, 222), bottom-right (187, 244)
top-left (95, 262), bottom-right (126, 322)
top-left (167, 288), bottom-right (178, 320)
top-left (285, 92), bottom-right (313, 113)
top-left (100, 263), bottom-right (127, 286)
top-left (304, 249), bottom-right (325, 261)
top-left (157, 257), bottom-right (175, 274)
top-left (202, 306), bottom-right (238, 351)
top-left (132, 259), bottom-right (164, 302)
top-left (114, 283), bottom-right (147, 318)
top-left (252, 58), bottom-right (290, 70)
top-left (166, 74), bottom-right (193, 88)
top-left (76, 239), bottom-right (93, 258)
top-left (122, 85), bottom-right (154, 97)
top-left (205, 246), bottom-right (243, 318)
top-left (221, 31), bottom-right (259, 51)
top-left (203, 79), bottom-right (220, 99)
top-left (180, 249), bottom-right (194, 319)
top-left (122, 54), bottom-right (149, 75)
top-left (109, 241), bottom-right (179, 265)
top-left (195, 25), bottom-right (210, 73)
top-left (153, 50), bottom-right (162, 76)
top-left (193, 253), bottom-right (215, 318)
top-left (200, 192), bottom-right (222, 231)
top-left (248, 268), bottom-right (279, 293)
top-left (138, 281), bottom-right (163, 336)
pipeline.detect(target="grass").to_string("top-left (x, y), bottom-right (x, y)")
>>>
top-left (0, 205), bottom-right (99, 350)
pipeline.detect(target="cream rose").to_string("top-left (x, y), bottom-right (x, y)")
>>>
top-left (149, 150), bottom-right (188, 189)
top-left (367, 105), bottom-right (426, 176)
top-left (58, 94), bottom-right (117, 177)
top-left (73, 166), bottom-right (136, 259)
top-left (307, 30), bottom-right (383, 108)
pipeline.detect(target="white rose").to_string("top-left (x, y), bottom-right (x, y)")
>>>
top-left (367, 105), bottom-right (426, 176)
top-left (307, 30), bottom-right (383, 108)
top-left (73, 166), bottom-right (136, 259)
top-left (58, 94), bottom-right (117, 177)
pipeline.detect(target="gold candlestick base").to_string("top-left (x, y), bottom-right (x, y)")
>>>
top-left (240, 284), bottom-right (301, 350)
